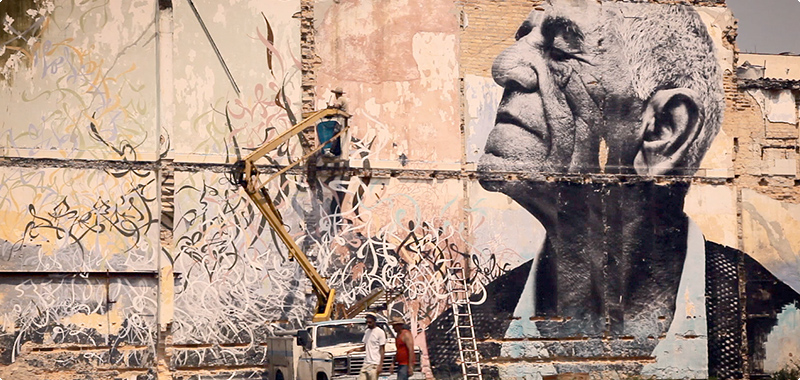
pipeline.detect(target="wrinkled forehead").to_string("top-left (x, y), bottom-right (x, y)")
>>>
top-left (525, 0), bottom-right (609, 35)
top-left (546, 0), bottom-right (603, 16)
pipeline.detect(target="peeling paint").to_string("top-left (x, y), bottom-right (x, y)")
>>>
top-left (748, 88), bottom-right (798, 124)
top-left (61, 309), bottom-right (125, 336)
top-left (742, 189), bottom-right (800, 294)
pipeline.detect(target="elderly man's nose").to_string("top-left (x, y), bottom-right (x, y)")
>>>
top-left (492, 48), bottom-right (539, 91)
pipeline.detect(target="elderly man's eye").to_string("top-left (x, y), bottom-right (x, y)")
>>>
top-left (550, 47), bottom-right (586, 63)
top-left (549, 35), bottom-right (585, 62)
top-left (515, 22), bottom-right (533, 41)
top-left (550, 48), bottom-right (572, 61)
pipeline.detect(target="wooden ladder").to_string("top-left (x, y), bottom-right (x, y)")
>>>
top-left (448, 266), bottom-right (483, 380)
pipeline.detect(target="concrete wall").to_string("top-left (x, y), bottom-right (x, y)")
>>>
top-left (0, 0), bottom-right (302, 378)
top-left (740, 53), bottom-right (800, 81)
top-left (0, 0), bottom-right (798, 379)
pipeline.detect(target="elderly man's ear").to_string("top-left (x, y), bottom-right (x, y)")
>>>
top-left (633, 88), bottom-right (704, 176)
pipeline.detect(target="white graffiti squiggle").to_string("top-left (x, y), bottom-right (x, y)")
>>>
top-left (171, 171), bottom-right (519, 346)
top-left (306, 178), bottom-right (514, 325)
top-left (2, 277), bottom-right (157, 363)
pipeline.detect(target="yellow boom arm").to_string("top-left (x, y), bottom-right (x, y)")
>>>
top-left (233, 108), bottom-right (349, 322)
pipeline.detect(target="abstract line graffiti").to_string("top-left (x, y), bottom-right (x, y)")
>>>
top-left (2, 0), bottom-right (157, 160)
top-left (0, 168), bottom-right (159, 272)
top-left (171, 172), bottom-right (516, 346)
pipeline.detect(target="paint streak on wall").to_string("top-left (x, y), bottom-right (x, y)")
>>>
top-left (170, 170), bottom-right (514, 348)
top-left (1, 0), bottom-right (158, 161)
top-left (742, 188), bottom-right (800, 294)
top-left (464, 75), bottom-right (503, 165)
top-left (0, 277), bottom-right (157, 366)
top-left (0, 167), bottom-right (159, 272)
top-left (171, 170), bottom-right (307, 344)
top-left (172, 0), bottom-right (301, 163)
top-left (749, 89), bottom-right (798, 125)
top-left (467, 181), bottom-right (544, 266)
top-left (684, 184), bottom-right (737, 247)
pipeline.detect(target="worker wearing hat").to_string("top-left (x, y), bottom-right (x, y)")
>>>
top-left (319, 87), bottom-right (348, 157)
top-left (389, 315), bottom-right (414, 380)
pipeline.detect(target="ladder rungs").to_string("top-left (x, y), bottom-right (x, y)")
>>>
top-left (449, 268), bottom-right (482, 380)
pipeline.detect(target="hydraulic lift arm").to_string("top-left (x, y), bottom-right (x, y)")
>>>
top-left (232, 107), bottom-right (349, 322)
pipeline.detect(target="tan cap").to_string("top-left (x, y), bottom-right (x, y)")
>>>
top-left (332, 87), bottom-right (345, 94)
top-left (389, 316), bottom-right (405, 325)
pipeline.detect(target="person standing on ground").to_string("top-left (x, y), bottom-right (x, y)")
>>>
top-left (348, 312), bottom-right (386, 380)
top-left (390, 315), bottom-right (414, 380)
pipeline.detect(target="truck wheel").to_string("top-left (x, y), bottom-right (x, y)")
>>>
top-left (275, 371), bottom-right (284, 380)
top-left (316, 373), bottom-right (328, 380)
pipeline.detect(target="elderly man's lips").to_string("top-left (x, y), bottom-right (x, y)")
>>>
top-left (479, 154), bottom-right (509, 174)
top-left (495, 111), bottom-right (545, 140)
top-left (478, 152), bottom-right (531, 173)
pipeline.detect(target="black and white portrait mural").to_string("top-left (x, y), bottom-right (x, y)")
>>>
top-left (428, 1), bottom-right (800, 378)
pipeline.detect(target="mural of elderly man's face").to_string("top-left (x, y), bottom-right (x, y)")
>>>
top-left (481, 1), bottom-right (629, 175)
top-left (479, 0), bottom-right (723, 225)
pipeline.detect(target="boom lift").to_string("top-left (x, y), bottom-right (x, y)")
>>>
top-left (232, 108), bottom-right (385, 322)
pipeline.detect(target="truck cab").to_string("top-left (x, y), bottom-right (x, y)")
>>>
top-left (266, 317), bottom-right (424, 380)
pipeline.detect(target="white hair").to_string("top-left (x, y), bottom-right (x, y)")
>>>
top-left (610, 3), bottom-right (725, 171)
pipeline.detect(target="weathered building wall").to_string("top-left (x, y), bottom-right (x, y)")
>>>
top-left (0, 0), bottom-right (798, 379)
top-left (0, 0), bottom-right (305, 378)
top-left (739, 53), bottom-right (800, 81)
top-left (0, 0), bottom-right (161, 378)
top-left (313, 0), bottom-right (462, 169)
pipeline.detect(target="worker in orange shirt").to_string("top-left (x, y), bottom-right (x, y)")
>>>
top-left (389, 315), bottom-right (414, 380)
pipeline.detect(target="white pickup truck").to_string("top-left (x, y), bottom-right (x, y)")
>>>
top-left (266, 317), bottom-right (425, 380)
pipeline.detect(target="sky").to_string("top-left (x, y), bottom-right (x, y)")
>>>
top-left (726, 0), bottom-right (800, 54)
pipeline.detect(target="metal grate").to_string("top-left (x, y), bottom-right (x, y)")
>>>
top-left (706, 243), bottom-right (744, 379)
top-left (343, 353), bottom-right (396, 376)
